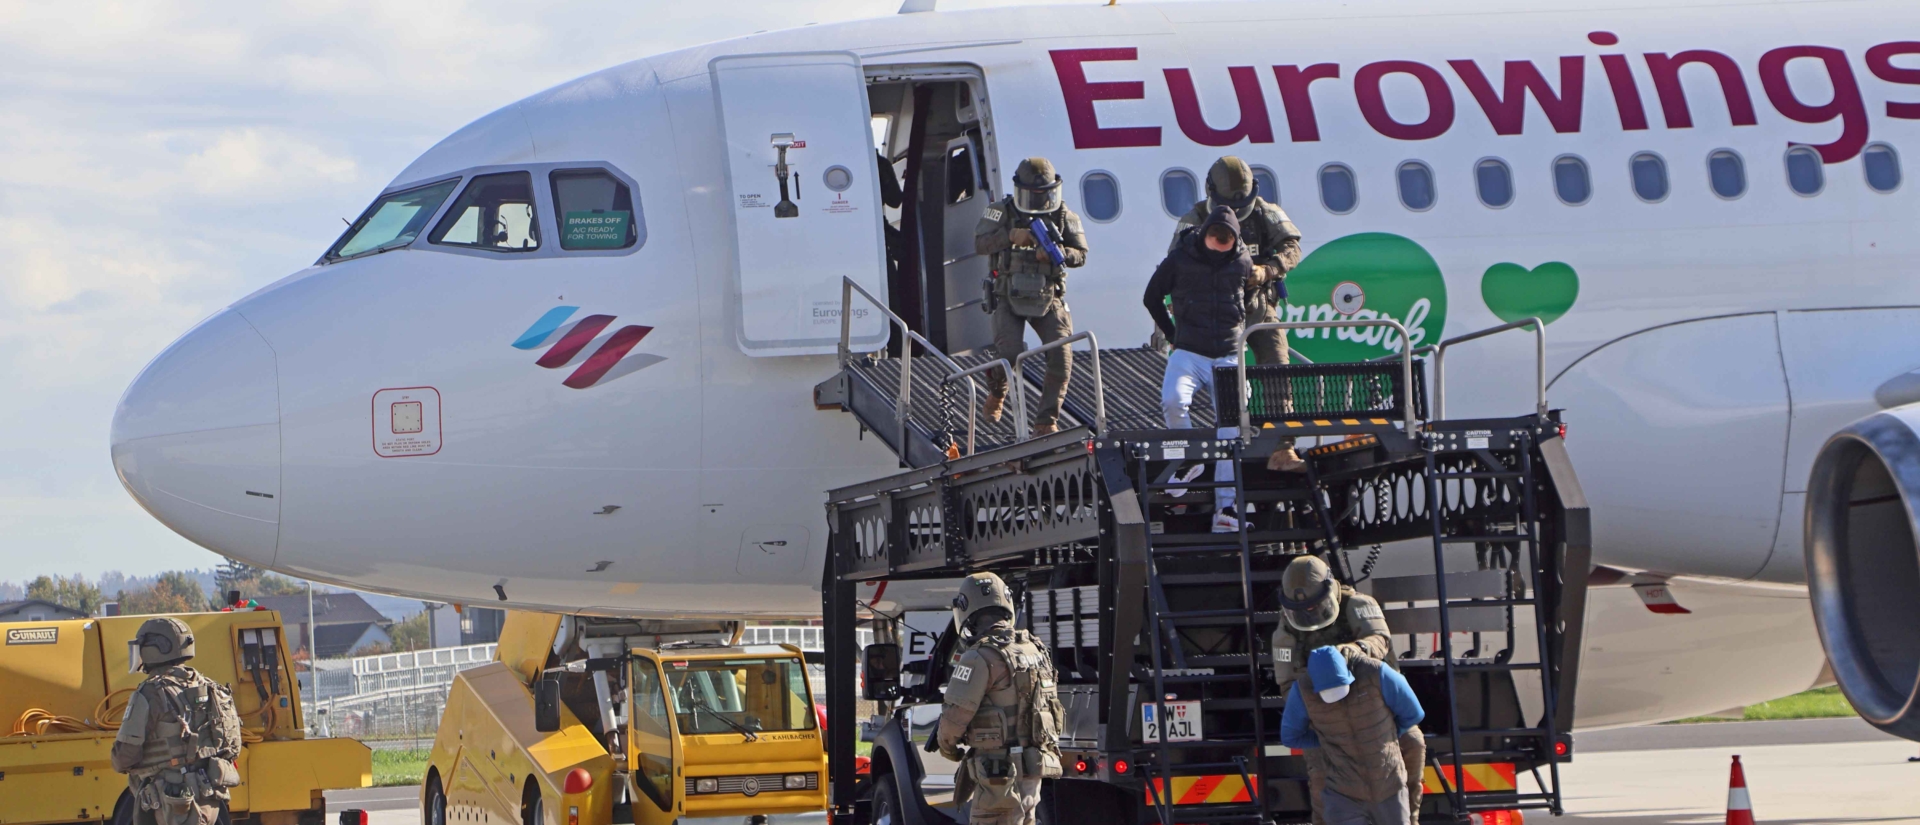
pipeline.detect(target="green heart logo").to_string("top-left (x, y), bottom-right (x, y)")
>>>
top-left (1282, 233), bottom-right (1448, 363)
top-left (1481, 262), bottom-right (1579, 325)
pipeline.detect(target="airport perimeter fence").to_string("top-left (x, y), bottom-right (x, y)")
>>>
top-left (301, 628), bottom-right (868, 744)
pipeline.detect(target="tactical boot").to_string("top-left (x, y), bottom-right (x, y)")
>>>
top-left (983, 389), bottom-right (1005, 422)
top-left (1031, 421), bottom-right (1058, 437)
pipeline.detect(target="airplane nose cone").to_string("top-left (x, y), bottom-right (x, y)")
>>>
top-left (111, 309), bottom-right (281, 567)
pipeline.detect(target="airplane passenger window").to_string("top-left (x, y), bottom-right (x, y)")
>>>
top-left (1785, 147), bottom-right (1824, 196)
top-left (327, 178), bottom-right (460, 261)
top-left (1630, 153), bottom-right (1669, 203)
top-left (1475, 159), bottom-right (1514, 208)
top-left (1251, 166), bottom-right (1279, 206)
top-left (1319, 164), bottom-right (1357, 214)
top-left (947, 144), bottom-right (977, 204)
top-left (1552, 156), bottom-right (1591, 205)
top-left (551, 169), bottom-right (641, 251)
top-left (1708, 150), bottom-right (1747, 199)
top-left (432, 172), bottom-right (541, 251)
top-left (1864, 143), bottom-right (1902, 193)
top-left (1161, 169), bottom-right (1198, 218)
top-left (1397, 161), bottom-right (1435, 211)
top-left (1080, 171), bottom-right (1120, 222)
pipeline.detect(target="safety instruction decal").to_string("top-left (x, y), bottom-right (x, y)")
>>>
top-left (373, 387), bottom-right (442, 458)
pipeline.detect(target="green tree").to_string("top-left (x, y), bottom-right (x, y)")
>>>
top-left (386, 611), bottom-right (431, 652)
top-left (27, 574), bottom-right (105, 616)
top-left (118, 572), bottom-right (207, 616)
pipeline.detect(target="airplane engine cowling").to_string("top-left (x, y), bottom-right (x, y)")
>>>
top-left (1806, 404), bottom-right (1920, 741)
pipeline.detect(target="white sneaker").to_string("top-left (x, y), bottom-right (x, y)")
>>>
top-left (1166, 464), bottom-right (1206, 498)
top-left (1211, 510), bottom-right (1242, 533)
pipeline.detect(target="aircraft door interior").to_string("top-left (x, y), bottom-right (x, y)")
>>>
top-left (868, 70), bottom-right (997, 356)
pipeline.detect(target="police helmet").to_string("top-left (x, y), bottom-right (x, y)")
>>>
top-left (133, 617), bottom-right (195, 669)
top-left (1279, 556), bottom-right (1341, 632)
top-left (951, 572), bottom-right (1016, 632)
top-left (1206, 156), bottom-right (1259, 221)
top-left (1012, 157), bottom-right (1063, 215)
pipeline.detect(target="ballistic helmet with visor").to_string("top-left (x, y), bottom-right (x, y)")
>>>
top-left (951, 572), bottom-right (1016, 632)
top-left (1206, 156), bottom-right (1259, 220)
top-left (1012, 157), bottom-right (1064, 215)
top-left (132, 617), bottom-right (195, 669)
top-left (1279, 556), bottom-right (1341, 632)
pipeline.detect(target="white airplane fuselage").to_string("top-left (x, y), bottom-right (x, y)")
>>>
top-left (112, 0), bottom-right (1920, 727)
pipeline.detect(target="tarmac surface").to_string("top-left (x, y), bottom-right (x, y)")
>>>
top-left (331, 718), bottom-right (1919, 824)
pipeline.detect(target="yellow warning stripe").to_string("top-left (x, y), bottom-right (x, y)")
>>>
top-left (1421, 762), bottom-right (1517, 793)
top-left (1143, 774), bottom-right (1256, 805)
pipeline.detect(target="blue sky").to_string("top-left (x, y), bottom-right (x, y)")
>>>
top-left (0, 0), bottom-right (1111, 582)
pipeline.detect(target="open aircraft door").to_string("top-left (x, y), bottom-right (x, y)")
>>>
top-left (711, 52), bottom-right (888, 357)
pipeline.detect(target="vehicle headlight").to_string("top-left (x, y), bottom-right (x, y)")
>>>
top-left (785, 774), bottom-right (810, 790)
top-left (695, 778), bottom-right (718, 794)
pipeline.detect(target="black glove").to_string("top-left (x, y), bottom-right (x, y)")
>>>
top-left (924, 735), bottom-right (940, 753)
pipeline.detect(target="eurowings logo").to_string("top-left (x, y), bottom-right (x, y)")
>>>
top-left (512, 306), bottom-right (663, 389)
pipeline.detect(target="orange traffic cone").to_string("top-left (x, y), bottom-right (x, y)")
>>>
top-left (1725, 754), bottom-right (1755, 825)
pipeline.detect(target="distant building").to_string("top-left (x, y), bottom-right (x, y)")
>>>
top-left (0, 600), bottom-right (89, 623)
top-left (255, 593), bottom-right (394, 658)
top-left (460, 607), bottom-right (506, 646)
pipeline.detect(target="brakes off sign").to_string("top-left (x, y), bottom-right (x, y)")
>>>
top-left (6, 627), bottom-right (58, 645)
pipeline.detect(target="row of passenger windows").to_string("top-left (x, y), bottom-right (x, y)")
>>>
top-left (327, 168), bottom-right (640, 261)
top-left (1080, 144), bottom-right (1905, 223)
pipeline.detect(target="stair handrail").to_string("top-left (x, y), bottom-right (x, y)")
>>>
top-left (1007, 331), bottom-right (1106, 440)
top-left (1432, 317), bottom-right (1547, 420)
top-left (941, 358), bottom-right (1014, 457)
top-left (1236, 319), bottom-right (1415, 440)
top-left (839, 277), bottom-right (979, 458)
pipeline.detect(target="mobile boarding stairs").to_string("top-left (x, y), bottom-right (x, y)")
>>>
top-left (814, 279), bottom-right (1593, 825)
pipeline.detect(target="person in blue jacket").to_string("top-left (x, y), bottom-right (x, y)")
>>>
top-left (1282, 646), bottom-right (1425, 825)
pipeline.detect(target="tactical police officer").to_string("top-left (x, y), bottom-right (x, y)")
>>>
top-left (1170, 157), bottom-right (1306, 469)
top-left (936, 573), bottom-right (1067, 825)
top-left (1272, 556), bottom-right (1425, 824)
top-left (1169, 157), bottom-right (1302, 365)
top-left (976, 157), bottom-right (1089, 437)
top-left (111, 617), bottom-right (244, 825)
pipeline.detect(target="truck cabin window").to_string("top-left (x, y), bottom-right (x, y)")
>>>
top-left (327, 178), bottom-right (460, 261)
top-left (431, 172), bottom-right (541, 251)
top-left (552, 169), bottom-right (640, 250)
top-left (666, 658), bottom-right (814, 734)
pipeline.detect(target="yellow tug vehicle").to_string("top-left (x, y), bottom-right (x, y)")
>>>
top-left (426, 612), bottom-right (827, 825)
top-left (0, 610), bottom-right (371, 825)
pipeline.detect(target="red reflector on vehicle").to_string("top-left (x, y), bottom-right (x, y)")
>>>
top-left (1074, 759), bottom-right (1089, 773)
top-left (1113, 759), bottom-right (1129, 774)
top-left (338, 811), bottom-right (368, 825)
top-left (564, 767), bottom-right (594, 794)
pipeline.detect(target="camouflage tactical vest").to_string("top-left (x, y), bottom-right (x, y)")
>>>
top-left (128, 667), bottom-right (242, 823)
top-left (970, 629), bottom-right (1067, 778)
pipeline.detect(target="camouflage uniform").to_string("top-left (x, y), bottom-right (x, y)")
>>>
top-left (975, 157), bottom-right (1088, 435)
top-left (936, 574), bottom-right (1066, 825)
top-left (111, 619), bottom-right (243, 825)
top-left (1273, 557), bottom-right (1424, 825)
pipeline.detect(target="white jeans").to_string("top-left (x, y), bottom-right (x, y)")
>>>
top-left (1161, 348), bottom-right (1241, 512)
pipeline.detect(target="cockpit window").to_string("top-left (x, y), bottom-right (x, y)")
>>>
top-left (327, 179), bottom-right (459, 261)
top-left (431, 172), bottom-right (541, 251)
top-left (551, 169), bottom-right (640, 250)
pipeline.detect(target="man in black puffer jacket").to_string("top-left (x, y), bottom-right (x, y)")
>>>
top-left (1144, 204), bottom-right (1250, 533)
